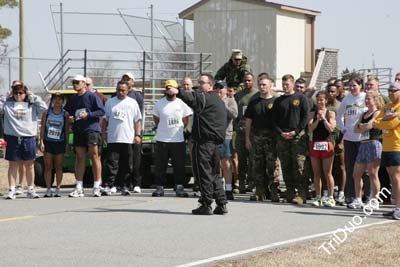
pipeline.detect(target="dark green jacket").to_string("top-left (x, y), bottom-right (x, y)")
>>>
top-left (215, 56), bottom-right (251, 89)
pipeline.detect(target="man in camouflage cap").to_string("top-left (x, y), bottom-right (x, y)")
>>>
top-left (215, 49), bottom-right (252, 90)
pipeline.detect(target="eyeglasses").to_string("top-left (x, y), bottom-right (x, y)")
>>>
top-left (13, 91), bottom-right (25, 95)
top-left (86, 83), bottom-right (92, 86)
top-left (72, 80), bottom-right (81, 85)
top-left (388, 89), bottom-right (400, 93)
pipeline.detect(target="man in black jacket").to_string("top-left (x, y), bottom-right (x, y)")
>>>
top-left (174, 73), bottom-right (228, 215)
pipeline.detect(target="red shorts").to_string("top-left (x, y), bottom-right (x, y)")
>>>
top-left (310, 140), bottom-right (334, 159)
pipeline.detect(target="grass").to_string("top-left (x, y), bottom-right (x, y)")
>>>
top-left (212, 222), bottom-right (400, 267)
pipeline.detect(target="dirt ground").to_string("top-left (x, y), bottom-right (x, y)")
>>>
top-left (212, 222), bottom-right (400, 267)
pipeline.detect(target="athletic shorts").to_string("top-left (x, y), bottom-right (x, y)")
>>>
top-left (73, 131), bottom-right (102, 148)
top-left (218, 139), bottom-right (232, 158)
top-left (381, 152), bottom-right (400, 167)
top-left (44, 140), bottom-right (66, 155)
top-left (310, 140), bottom-right (334, 159)
top-left (355, 140), bottom-right (382, 164)
top-left (4, 135), bottom-right (36, 161)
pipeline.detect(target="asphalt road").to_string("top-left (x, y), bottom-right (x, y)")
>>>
top-left (0, 188), bottom-right (394, 267)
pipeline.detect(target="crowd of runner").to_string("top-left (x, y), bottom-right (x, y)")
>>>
top-left (2, 49), bottom-right (400, 218)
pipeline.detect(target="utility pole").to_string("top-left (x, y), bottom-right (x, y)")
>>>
top-left (150, 4), bottom-right (155, 91)
top-left (60, 2), bottom-right (64, 87)
top-left (19, 0), bottom-right (24, 81)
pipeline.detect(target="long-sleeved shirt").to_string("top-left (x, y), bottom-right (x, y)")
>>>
top-left (272, 92), bottom-right (309, 134)
top-left (374, 102), bottom-right (400, 152)
top-left (222, 96), bottom-right (238, 139)
top-left (2, 95), bottom-right (47, 137)
top-left (335, 92), bottom-right (366, 142)
top-left (65, 91), bottom-right (105, 134)
top-left (178, 89), bottom-right (227, 144)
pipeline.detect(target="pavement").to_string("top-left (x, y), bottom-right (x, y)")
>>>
top-left (0, 188), bottom-right (395, 267)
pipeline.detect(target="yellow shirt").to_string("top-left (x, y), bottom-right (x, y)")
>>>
top-left (375, 102), bottom-right (400, 152)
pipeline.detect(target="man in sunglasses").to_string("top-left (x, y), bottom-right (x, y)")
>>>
top-left (65, 74), bottom-right (105, 197)
top-left (215, 49), bottom-right (251, 91)
top-left (177, 73), bottom-right (228, 215)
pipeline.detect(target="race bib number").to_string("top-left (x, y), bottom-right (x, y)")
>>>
top-left (113, 110), bottom-right (126, 121)
top-left (75, 108), bottom-right (86, 121)
top-left (313, 141), bottom-right (328, 151)
top-left (47, 127), bottom-right (62, 140)
top-left (346, 107), bottom-right (358, 117)
top-left (167, 117), bottom-right (180, 128)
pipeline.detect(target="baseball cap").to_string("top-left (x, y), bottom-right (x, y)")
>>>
top-left (51, 92), bottom-right (65, 100)
top-left (231, 49), bottom-right (243, 60)
top-left (72, 74), bottom-right (86, 82)
top-left (122, 72), bottom-right (135, 81)
top-left (215, 80), bottom-right (227, 89)
top-left (164, 79), bottom-right (178, 88)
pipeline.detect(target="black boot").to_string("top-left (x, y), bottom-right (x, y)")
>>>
top-left (213, 204), bottom-right (228, 215)
top-left (192, 204), bottom-right (212, 215)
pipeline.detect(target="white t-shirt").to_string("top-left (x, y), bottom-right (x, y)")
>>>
top-left (104, 96), bottom-right (142, 143)
top-left (153, 97), bottom-right (193, 142)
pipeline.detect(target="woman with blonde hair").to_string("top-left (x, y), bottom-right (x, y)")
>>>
top-left (348, 90), bottom-right (383, 209)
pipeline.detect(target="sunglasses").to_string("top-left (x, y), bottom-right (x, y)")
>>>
top-left (72, 80), bottom-right (81, 85)
top-left (86, 83), bottom-right (92, 86)
top-left (388, 89), bottom-right (400, 93)
top-left (13, 91), bottom-right (25, 95)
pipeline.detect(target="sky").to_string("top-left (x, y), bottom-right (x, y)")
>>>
top-left (0, 0), bottom-right (399, 90)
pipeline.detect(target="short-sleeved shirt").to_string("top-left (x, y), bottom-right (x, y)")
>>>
top-left (104, 96), bottom-right (142, 144)
top-left (244, 96), bottom-right (276, 130)
top-left (153, 97), bottom-right (193, 143)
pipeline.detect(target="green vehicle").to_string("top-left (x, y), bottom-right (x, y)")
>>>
top-left (34, 89), bottom-right (193, 188)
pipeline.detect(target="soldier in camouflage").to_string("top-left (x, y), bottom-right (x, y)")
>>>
top-left (234, 73), bottom-right (259, 193)
top-left (272, 74), bottom-right (310, 204)
top-left (215, 49), bottom-right (252, 90)
top-left (245, 77), bottom-right (279, 201)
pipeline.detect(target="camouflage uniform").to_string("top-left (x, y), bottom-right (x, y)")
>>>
top-left (276, 131), bottom-right (309, 201)
top-left (251, 129), bottom-right (278, 199)
top-left (215, 56), bottom-right (251, 90)
top-left (234, 88), bottom-right (259, 192)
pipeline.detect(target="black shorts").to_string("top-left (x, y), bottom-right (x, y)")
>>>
top-left (73, 131), bottom-right (102, 148)
top-left (44, 140), bottom-right (66, 155)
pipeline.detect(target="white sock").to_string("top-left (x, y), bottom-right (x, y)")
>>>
top-left (225, 184), bottom-right (232, 191)
top-left (323, 190), bottom-right (328, 197)
top-left (93, 181), bottom-right (101, 188)
top-left (339, 191), bottom-right (344, 196)
top-left (9, 186), bottom-right (15, 192)
top-left (28, 186), bottom-right (34, 192)
top-left (76, 181), bottom-right (83, 190)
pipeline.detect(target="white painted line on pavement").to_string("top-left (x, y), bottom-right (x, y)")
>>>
top-left (0, 215), bottom-right (35, 222)
top-left (174, 219), bottom-right (396, 267)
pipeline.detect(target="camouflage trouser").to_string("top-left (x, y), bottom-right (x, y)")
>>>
top-left (250, 129), bottom-right (277, 188)
top-left (276, 131), bottom-right (308, 200)
top-left (235, 128), bottom-right (253, 188)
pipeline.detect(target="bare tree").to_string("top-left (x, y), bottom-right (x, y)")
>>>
top-left (87, 59), bottom-right (116, 88)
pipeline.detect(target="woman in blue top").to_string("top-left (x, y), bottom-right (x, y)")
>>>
top-left (39, 93), bottom-right (70, 197)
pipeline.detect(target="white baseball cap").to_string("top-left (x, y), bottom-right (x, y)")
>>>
top-left (122, 72), bottom-right (135, 81)
top-left (72, 74), bottom-right (86, 82)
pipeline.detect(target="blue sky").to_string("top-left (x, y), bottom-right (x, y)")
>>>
top-left (1, 0), bottom-right (399, 89)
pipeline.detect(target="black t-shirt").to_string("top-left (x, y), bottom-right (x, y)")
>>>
top-left (244, 96), bottom-right (276, 130)
top-left (272, 92), bottom-right (310, 134)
